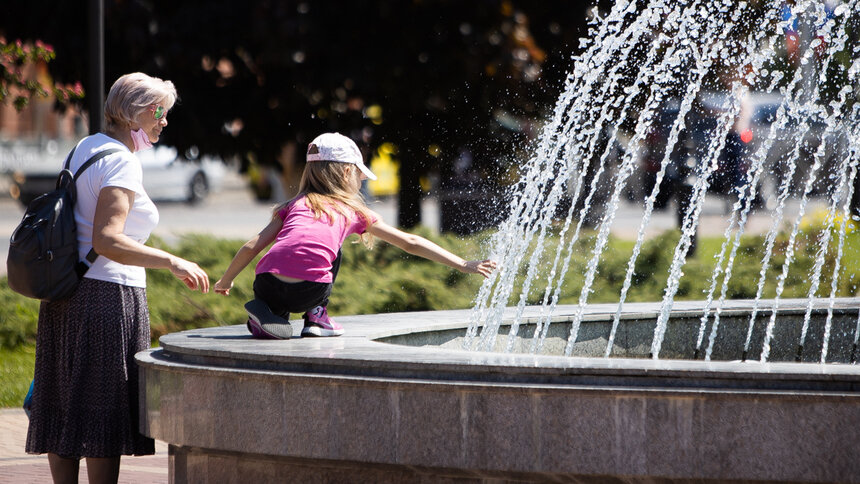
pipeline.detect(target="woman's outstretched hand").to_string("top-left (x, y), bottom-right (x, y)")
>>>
top-left (463, 259), bottom-right (497, 278)
top-left (169, 257), bottom-right (210, 293)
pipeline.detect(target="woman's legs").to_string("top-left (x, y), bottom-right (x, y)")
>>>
top-left (48, 453), bottom-right (79, 484)
top-left (47, 454), bottom-right (121, 484)
top-left (84, 456), bottom-right (121, 484)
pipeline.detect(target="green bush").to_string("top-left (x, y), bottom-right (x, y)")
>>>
top-left (3, 223), bottom-right (860, 406)
top-left (3, 223), bottom-right (859, 349)
top-left (0, 280), bottom-right (40, 348)
top-left (0, 344), bottom-right (35, 408)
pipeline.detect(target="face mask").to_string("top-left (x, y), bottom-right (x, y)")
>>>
top-left (130, 127), bottom-right (153, 152)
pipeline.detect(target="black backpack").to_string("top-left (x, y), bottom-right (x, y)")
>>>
top-left (6, 146), bottom-right (121, 302)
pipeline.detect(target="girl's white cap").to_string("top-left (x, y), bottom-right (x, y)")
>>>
top-left (307, 133), bottom-right (377, 180)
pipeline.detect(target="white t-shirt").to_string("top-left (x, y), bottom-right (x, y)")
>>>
top-left (69, 133), bottom-right (159, 288)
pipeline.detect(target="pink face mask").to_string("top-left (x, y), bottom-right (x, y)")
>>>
top-left (130, 128), bottom-right (153, 152)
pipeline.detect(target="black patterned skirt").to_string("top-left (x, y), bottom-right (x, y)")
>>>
top-left (25, 278), bottom-right (155, 458)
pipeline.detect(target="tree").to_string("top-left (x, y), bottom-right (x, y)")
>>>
top-left (1, 1), bottom-right (592, 227)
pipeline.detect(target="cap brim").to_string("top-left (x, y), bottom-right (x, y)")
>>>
top-left (357, 162), bottom-right (377, 180)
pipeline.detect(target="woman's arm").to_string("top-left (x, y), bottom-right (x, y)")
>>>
top-left (213, 214), bottom-right (283, 295)
top-left (92, 186), bottom-right (210, 292)
top-left (365, 216), bottom-right (496, 278)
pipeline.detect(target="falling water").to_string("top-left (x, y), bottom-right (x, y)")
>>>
top-left (466, 0), bottom-right (860, 362)
top-left (798, 94), bottom-right (858, 361)
top-left (702, 32), bottom-right (799, 361)
top-left (825, 111), bottom-right (860, 363)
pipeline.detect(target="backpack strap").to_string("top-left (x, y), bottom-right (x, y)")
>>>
top-left (62, 145), bottom-right (78, 171)
top-left (68, 147), bottom-right (126, 277)
top-left (72, 148), bottom-right (123, 181)
top-left (75, 249), bottom-right (99, 279)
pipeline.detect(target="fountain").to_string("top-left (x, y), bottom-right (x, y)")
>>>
top-left (137, 1), bottom-right (860, 482)
top-left (466, 0), bottom-right (860, 364)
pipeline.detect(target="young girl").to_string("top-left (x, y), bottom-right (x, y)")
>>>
top-left (214, 133), bottom-right (496, 339)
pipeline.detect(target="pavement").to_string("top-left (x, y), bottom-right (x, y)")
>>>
top-left (0, 409), bottom-right (168, 484)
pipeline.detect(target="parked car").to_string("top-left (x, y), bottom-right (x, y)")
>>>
top-left (744, 97), bottom-right (849, 202)
top-left (7, 145), bottom-right (225, 206)
top-left (136, 146), bottom-right (225, 203)
top-left (638, 90), bottom-right (850, 214)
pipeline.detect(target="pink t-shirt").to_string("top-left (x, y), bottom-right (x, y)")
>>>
top-left (255, 197), bottom-right (375, 283)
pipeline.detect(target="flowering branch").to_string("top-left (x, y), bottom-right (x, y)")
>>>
top-left (0, 37), bottom-right (84, 111)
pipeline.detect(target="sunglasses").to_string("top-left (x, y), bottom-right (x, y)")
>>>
top-left (150, 105), bottom-right (166, 120)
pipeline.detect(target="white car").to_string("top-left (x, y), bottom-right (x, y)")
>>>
top-left (137, 146), bottom-right (226, 203)
top-left (9, 144), bottom-right (226, 206)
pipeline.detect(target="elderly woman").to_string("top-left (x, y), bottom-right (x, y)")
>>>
top-left (25, 72), bottom-right (209, 483)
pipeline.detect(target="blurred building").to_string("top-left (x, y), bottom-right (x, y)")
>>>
top-left (0, 63), bottom-right (87, 198)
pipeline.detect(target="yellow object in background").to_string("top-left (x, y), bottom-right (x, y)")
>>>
top-left (368, 143), bottom-right (400, 196)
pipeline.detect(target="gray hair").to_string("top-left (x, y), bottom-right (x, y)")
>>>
top-left (104, 72), bottom-right (177, 131)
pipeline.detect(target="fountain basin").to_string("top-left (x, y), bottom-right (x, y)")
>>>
top-left (137, 299), bottom-right (860, 483)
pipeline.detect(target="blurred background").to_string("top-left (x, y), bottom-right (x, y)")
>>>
top-left (2, 1), bottom-right (854, 236)
top-left (0, 0), bottom-right (609, 235)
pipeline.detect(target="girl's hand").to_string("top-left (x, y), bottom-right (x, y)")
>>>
top-left (169, 257), bottom-right (210, 293)
top-left (463, 259), bottom-right (497, 278)
top-left (213, 279), bottom-right (233, 296)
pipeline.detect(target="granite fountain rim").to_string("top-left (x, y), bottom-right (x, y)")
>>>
top-left (147, 298), bottom-right (860, 388)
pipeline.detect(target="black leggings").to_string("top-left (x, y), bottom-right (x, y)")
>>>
top-left (252, 250), bottom-right (342, 319)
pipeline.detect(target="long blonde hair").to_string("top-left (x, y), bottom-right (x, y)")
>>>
top-left (275, 161), bottom-right (375, 248)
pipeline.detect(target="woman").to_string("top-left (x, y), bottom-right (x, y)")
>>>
top-left (25, 72), bottom-right (209, 483)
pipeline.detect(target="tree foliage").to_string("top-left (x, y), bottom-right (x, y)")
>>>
top-left (1, 1), bottom-right (593, 224)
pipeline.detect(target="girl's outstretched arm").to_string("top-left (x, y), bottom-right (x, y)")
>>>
top-left (214, 215), bottom-right (283, 295)
top-left (365, 216), bottom-right (496, 278)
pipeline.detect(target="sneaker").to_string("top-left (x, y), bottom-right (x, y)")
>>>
top-left (244, 299), bottom-right (293, 339)
top-left (301, 306), bottom-right (344, 337)
top-left (246, 318), bottom-right (276, 339)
